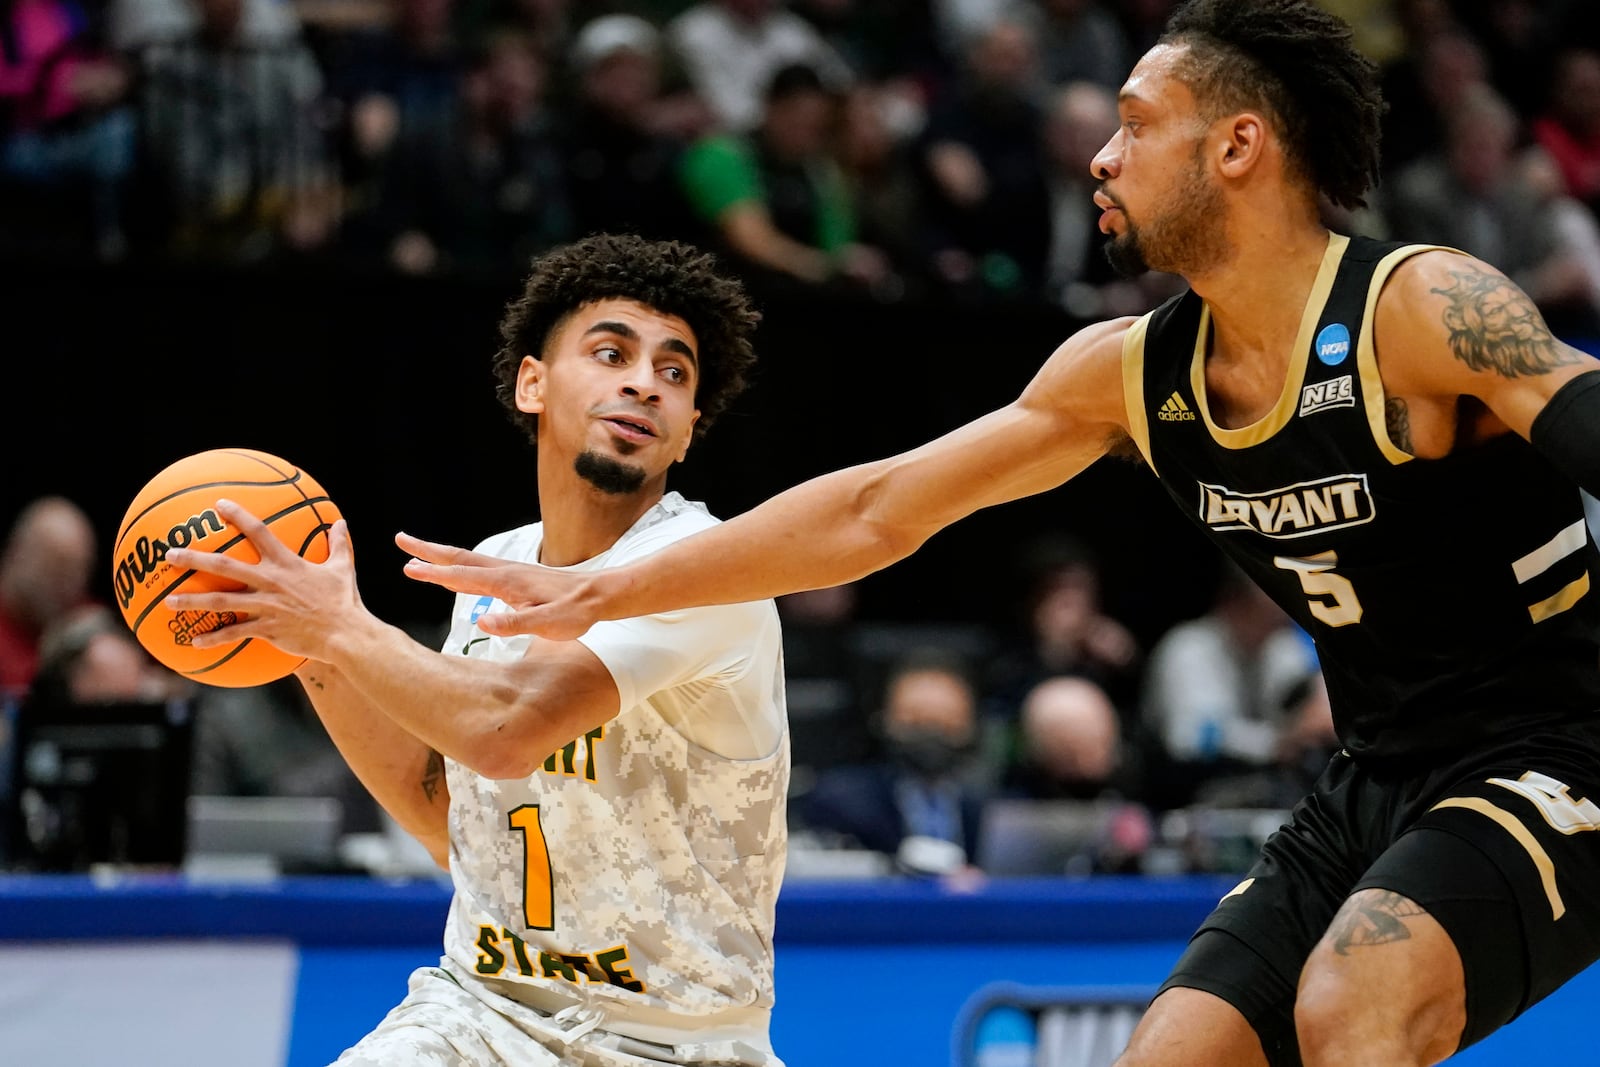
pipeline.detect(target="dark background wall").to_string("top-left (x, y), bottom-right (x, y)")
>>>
top-left (3, 260), bottom-right (1225, 648)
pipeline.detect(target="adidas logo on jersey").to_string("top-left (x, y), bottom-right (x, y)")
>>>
top-left (1156, 392), bottom-right (1196, 422)
top-left (1299, 374), bottom-right (1355, 416)
top-left (1200, 473), bottom-right (1375, 539)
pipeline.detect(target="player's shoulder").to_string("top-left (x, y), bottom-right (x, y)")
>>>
top-left (608, 493), bottom-right (719, 562)
top-left (473, 521), bottom-right (541, 560)
top-left (1373, 245), bottom-right (1517, 325)
top-left (1036, 314), bottom-right (1141, 378)
top-left (1374, 245), bottom-right (1516, 354)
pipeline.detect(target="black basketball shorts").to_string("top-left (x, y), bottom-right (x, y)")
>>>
top-left (1157, 718), bottom-right (1600, 1067)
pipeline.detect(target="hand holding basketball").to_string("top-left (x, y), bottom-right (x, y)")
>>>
top-left (114, 448), bottom-right (347, 687)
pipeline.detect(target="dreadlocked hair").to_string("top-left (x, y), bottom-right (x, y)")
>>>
top-left (1161, 0), bottom-right (1384, 210)
top-left (493, 233), bottom-right (761, 446)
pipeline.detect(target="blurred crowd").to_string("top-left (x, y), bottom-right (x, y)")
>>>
top-left (6, 0), bottom-right (1600, 882)
top-left (3, 0), bottom-right (1599, 326)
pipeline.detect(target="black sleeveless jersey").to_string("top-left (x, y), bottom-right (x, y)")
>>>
top-left (1125, 233), bottom-right (1600, 763)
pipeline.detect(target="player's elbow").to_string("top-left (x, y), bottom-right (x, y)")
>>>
top-left (853, 467), bottom-right (936, 566)
top-left (455, 728), bottom-right (545, 780)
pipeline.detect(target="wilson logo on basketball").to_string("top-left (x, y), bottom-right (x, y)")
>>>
top-left (113, 508), bottom-right (228, 610)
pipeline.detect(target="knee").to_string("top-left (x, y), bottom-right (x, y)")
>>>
top-left (1294, 962), bottom-right (1361, 1061)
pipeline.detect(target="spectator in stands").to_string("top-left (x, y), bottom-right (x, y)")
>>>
top-left (797, 647), bottom-right (991, 876)
top-left (678, 60), bottom-right (889, 294)
top-left (317, 0), bottom-right (468, 248)
top-left (189, 675), bottom-right (384, 835)
top-left (1448, 0), bottom-right (1560, 120)
top-left (1138, 560), bottom-right (1323, 811)
top-left (1377, 12), bottom-right (1484, 182)
top-left (1003, 673), bottom-right (1142, 803)
top-left (1382, 82), bottom-right (1600, 339)
top-left (355, 26), bottom-right (573, 278)
top-left (983, 533), bottom-right (1142, 725)
top-left (1000, 673), bottom-right (1152, 873)
top-left (1031, 0), bottom-right (1131, 92)
top-left (28, 605), bottom-right (184, 708)
top-left (775, 581), bottom-right (872, 778)
top-left (788, 0), bottom-right (946, 89)
top-left (914, 14), bottom-right (1051, 303)
top-left (0, 496), bottom-right (98, 701)
top-left (834, 79), bottom-right (935, 301)
top-left (554, 13), bottom-right (698, 243)
top-left (0, 0), bottom-right (136, 259)
top-left (665, 0), bottom-right (854, 134)
top-left (1531, 46), bottom-right (1600, 215)
top-left (122, 0), bottom-right (337, 263)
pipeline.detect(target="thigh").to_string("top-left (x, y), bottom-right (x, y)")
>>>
top-left (1152, 763), bottom-right (1376, 1067)
top-left (1120, 937), bottom-right (1276, 1067)
top-left (1358, 730), bottom-right (1600, 1049)
top-left (334, 966), bottom-right (562, 1067)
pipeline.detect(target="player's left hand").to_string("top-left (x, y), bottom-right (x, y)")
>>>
top-left (397, 531), bottom-right (598, 642)
top-left (163, 498), bottom-right (364, 660)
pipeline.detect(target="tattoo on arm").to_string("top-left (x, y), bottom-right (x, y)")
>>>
top-left (1431, 267), bottom-right (1583, 377)
top-left (1385, 397), bottom-right (1413, 453)
top-left (1327, 890), bottom-right (1427, 956)
top-left (421, 750), bottom-right (445, 803)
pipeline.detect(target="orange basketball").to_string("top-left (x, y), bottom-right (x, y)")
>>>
top-left (112, 448), bottom-right (343, 688)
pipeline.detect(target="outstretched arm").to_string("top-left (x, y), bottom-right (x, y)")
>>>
top-left (401, 318), bottom-right (1137, 639)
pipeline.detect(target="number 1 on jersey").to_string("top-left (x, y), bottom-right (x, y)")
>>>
top-left (508, 804), bottom-right (554, 930)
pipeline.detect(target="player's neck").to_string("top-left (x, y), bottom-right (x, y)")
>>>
top-left (536, 475), bottom-right (668, 568)
top-left (1190, 217), bottom-right (1333, 366)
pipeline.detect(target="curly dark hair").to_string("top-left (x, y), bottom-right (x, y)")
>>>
top-left (492, 233), bottom-right (761, 446)
top-left (1161, 0), bottom-right (1384, 210)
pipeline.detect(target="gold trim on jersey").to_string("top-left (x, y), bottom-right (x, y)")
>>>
top-left (1356, 243), bottom-right (1466, 465)
top-left (1529, 573), bottom-right (1591, 625)
top-left (1190, 232), bottom-right (1349, 449)
top-left (1122, 311), bottom-right (1157, 473)
top-left (1430, 796), bottom-right (1565, 919)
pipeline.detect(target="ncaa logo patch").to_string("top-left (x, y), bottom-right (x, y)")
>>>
top-left (1315, 323), bottom-right (1351, 366)
top-left (468, 595), bottom-right (496, 624)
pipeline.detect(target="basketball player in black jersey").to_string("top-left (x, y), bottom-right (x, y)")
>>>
top-left (394, 2), bottom-right (1600, 1064)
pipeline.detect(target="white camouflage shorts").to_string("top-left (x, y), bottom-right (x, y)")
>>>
top-left (331, 964), bottom-right (781, 1067)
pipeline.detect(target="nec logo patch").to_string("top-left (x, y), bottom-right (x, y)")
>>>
top-left (1299, 374), bottom-right (1355, 416)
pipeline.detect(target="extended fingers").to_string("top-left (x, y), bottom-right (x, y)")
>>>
top-left (165, 542), bottom-right (255, 583)
top-left (395, 531), bottom-right (498, 567)
top-left (401, 557), bottom-right (507, 596)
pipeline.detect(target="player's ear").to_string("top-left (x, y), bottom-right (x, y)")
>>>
top-left (515, 355), bottom-right (545, 415)
top-left (675, 410), bottom-right (701, 463)
top-left (1217, 111), bottom-right (1267, 179)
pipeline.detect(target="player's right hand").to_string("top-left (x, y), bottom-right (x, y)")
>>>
top-left (396, 532), bottom-right (598, 642)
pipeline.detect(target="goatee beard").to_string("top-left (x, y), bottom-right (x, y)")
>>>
top-left (575, 450), bottom-right (647, 495)
top-left (1104, 232), bottom-right (1150, 278)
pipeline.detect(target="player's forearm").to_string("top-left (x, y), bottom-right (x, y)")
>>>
top-left (294, 662), bottom-right (450, 866)
top-left (312, 616), bottom-right (616, 782)
top-left (592, 460), bottom-right (931, 620)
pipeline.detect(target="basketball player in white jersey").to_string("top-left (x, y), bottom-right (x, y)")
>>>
top-left (163, 233), bottom-right (789, 1066)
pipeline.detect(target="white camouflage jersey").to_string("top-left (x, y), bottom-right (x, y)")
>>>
top-left (437, 493), bottom-right (790, 1058)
